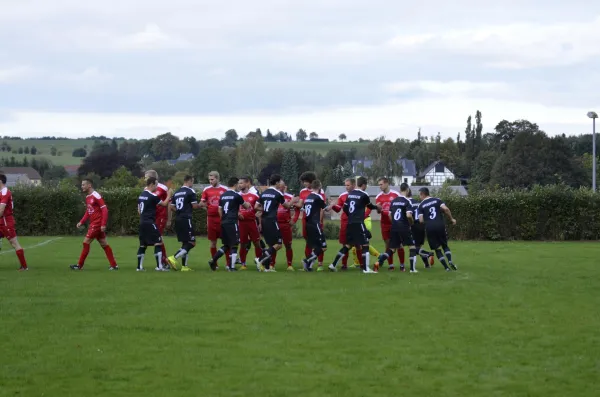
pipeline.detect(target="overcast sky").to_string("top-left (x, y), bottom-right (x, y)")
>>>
top-left (1, 0), bottom-right (599, 140)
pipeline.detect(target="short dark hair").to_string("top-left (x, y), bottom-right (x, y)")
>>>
top-left (82, 178), bottom-right (94, 187)
top-left (356, 176), bottom-right (368, 188)
top-left (184, 175), bottom-right (194, 183)
top-left (378, 177), bottom-right (389, 184)
top-left (419, 187), bottom-right (430, 196)
top-left (311, 180), bottom-right (322, 190)
top-left (406, 187), bottom-right (413, 197)
top-left (146, 177), bottom-right (157, 186)
top-left (227, 177), bottom-right (239, 188)
top-left (400, 183), bottom-right (410, 193)
top-left (299, 171), bottom-right (317, 183)
top-left (269, 174), bottom-right (282, 186)
top-left (239, 176), bottom-right (251, 183)
top-left (0, 174), bottom-right (6, 185)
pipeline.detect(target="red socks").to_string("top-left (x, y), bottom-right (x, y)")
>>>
top-left (16, 249), bottom-right (27, 268)
top-left (78, 243), bottom-right (90, 267)
top-left (254, 244), bottom-right (262, 259)
top-left (271, 250), bottom-right (278, 267)
top-left (103, 245), bottom-right (117, 267)
top-left (161, 244), bottom-right (168, 264)
top-left (210, 246), bottom-right (217, 261)
top-left (304, 245), bottom-right (311, 258)
top-left (239, 245), bottom-right (248, 264)
top-left (342, 252), bottom-right (349, 266)
top-left (286, 247), bottom-right (293, 267)
top-left (398, 247), bottom-right (405, 265)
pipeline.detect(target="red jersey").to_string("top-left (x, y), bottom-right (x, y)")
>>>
top-left (240, 191), bottom-right (259, 221)
top-left (0, 187), bottom-right (14, 220)
top-left (277, 192), bottom-right (294, 223)
top-left (333, 192), bottom-right (349, 224)
top-left (299, 188), bottom-right (326, 222)
top-left (376, 190), bottom-right (400, 228)
top-left (155, 183), bottom-right (169, 220)
top-left (80, 191), bottom-right (108, 227)
top-left (202, 184), bottom-right (228, 217)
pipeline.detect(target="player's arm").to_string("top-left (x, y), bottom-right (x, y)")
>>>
top-left (218, 206), bottom-right (223, 219)
top-left (98, 198), bottom-right (109, 231)
top-left (291, 204), bottom-right (300, 224)
top-left (166, 189), bottom-right (174, 226)
top-left (0, 203), bottom-right (5, 218)
top-left (158, 191), bottom-right (172, 207)
top-left (406, 210), bottom-right (414, 226)
top-left (365, 195), bottom-right (378, 211)
top-left (77, 209), bottom-right (90, 228)
top-left (281, 195), bottom-right (292, 209)
top-left (441, 204), bottom-right (456, 225)
top-left (331, 196), bottom-right (343, 213)
top-left (418, 204), bottom-right (424, 223)
top-left (240, 195), bottom-right (251, 209)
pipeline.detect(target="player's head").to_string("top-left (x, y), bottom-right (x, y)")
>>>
top-left (419, 187), bottom-right (430, 199)
top-left (400, 182), bottom-right (410, 196)
top-left (0, 174), bottom-right (6, 187)
top-left (344, 178), bottom-right (355, 192)
top-left (299, 171), bottom-right (317, 188)
top-left (183, 175), bottom-right (194, 187)
top-left (146, 176), bottom-right (158, 192)
top-left (269, 174), bottom-right (283, 188)
top-left (311, 180), bottom-right (322, 192)
top-left (81, 178), bottom-right (94, 193)
top-left (227, 177), bottom-right (239, 189)
top-left (145, 170), bottom-right (158, 180)
top-left (378, 177), bottom-right (390, 192)
top-left (208, 171), bottom-right (220, 187)
top-left (356, 176), bottom-right (368, 190)
top-left (406, 185), bottom-right (413, 197)
top-left (280, 182), bottom-right (287, 192)
top-left (239, 176), bottom-right (251, 191)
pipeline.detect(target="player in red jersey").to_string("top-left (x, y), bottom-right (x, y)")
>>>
top-left (70, 179), bottom-right (118, 270)
top-left (0, 174), bottom-right (28, 271)
top-left (271, 183), bottom-right (296, 271)
top-left (201, 171), bottom-right (229, 268)
top-left (145, 170), bottom-right (170, 267)
top-left (295, 171), bottom-right (327, 271)
top-left (375, 177), bottom-right (403, 270)
top-left (238, 176), bottom-right (262, 270)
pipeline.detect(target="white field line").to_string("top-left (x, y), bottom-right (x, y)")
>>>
top-left (0, 237), bottom-right (63, 255)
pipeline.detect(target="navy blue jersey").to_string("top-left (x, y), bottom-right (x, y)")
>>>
top-left (171, 186), bottom-right (198, 219)
top-left (343, 189), bottom-right (374, 224)
top-left (408, 198), bottom-right (422, 224)
top-left (138, 190), bottom-right (161, 224)
top-left (303, 193), bottom-right (326, 225)
top-left (417, 197), bottom-right (446, 228)
top-left (389, 196), bottom-right (413, 231)
top-left (259, 188), bottom-right (285, 221)
top-left (219, 190), bottom-right (245, 224)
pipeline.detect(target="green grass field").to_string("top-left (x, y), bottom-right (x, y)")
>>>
top-left (2, 232), bottom-right (599, 397)
top-left (0, 139), bottom-right (103, 167)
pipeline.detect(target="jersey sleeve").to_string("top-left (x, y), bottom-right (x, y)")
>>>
top-left (171, 195), bottom-right (176, 205)
top-left (278, 192), bottom-right (285, 205)
top-left (237, 193), bottom-right (245, 206)
top-left (0, 192), bottom-right (10, 206)
top-left (190, 191), bottom-right (198, 204)
top-left (201, 189), bottom-right (208, 202)
top-left (151, 194), bottom-right (161, 207)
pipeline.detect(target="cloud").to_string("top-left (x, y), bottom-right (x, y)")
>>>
top-left (0, 66), bottom-right (35, 84)
top-left (384, 81), bottom-right (511, 97)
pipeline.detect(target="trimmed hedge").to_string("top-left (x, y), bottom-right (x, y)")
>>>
top-left (9, 185), bottom-right (600, 240)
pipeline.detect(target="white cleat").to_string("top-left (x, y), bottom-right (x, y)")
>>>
top-left (136, 268), bottom-right (145, 272)
top-left (155, 267), bottom-right (169, 272)
top-left (328, 264), bottom-right (337, 272)
top-left (362, 267), bottom-right (377, 274)
top-left (410, 269), bottom-right (419, 273)
top-left (254, 258), bottom-right (263, 272)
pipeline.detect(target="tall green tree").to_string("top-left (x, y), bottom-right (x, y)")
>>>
top-left (281, 149), bottom-right (300, 193)
top-left (235, 135), bottom-right (267, 180)
top-left (296, 129), bottom-right (307, 141)
top-left (191, 147), bottom-right (232, 182)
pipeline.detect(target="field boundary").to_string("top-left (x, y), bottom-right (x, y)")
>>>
top-left (0, 237), bottom-right (63, 255)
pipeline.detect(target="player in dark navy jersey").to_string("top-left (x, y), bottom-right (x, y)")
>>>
top-left (417, 187), bottom-right (458, 271)
top-left (254, 174), bottom-right (297, 272)
top-left (300, 180), bottom-right (329, 271)
top-left (375, 183), bottom-right (419, 273)
top-left (208, 177), bottom-right (251, 271)
top-left (328, 176), bottom-right (381, 273)
top-left (407, 188), bottom-right (434, 269)
top-left (167, 175), bottom-right (201, 271)
top-left (137, 177), bottom-right (172, 271)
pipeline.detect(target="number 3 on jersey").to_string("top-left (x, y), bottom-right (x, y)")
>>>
top-left (429, 207), bottom-right (436, 219)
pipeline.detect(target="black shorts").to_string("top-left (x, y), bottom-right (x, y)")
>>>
top-left (175, 218), bottom-right (195, 243)
top-left (411, 223), bottom-right (426, 246)
top-left (306, 223), bottom-right (327, 250)
top-left (262, 220), bottom-right (283, 246)
top-left (139, 222), bottom-right (162, 246)
top-left (346, 223), bottom-right (369, 246)
top-left (426, 227), bottom-right (448, 250)
top-left (389, 229), bottom-right (414, 249)
top-left (221, 223), bottom-right (240, 247)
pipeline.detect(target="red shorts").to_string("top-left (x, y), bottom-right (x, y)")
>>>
top-left (339, 222), bottom-right (347, 245)
top-left (0, 219), bottom-right (17, 240)
top-left (239, 220), bottom-right (260, 244)
top-left (86, 225), bottom-right (106, 241)
top-left (279, 222), bottom-right (293, 245)
top-left (156, 215), bottom-right (167, 234)
top-left (207, 217), bottom-right (221, 241)
top-left (381, 227), bottom-right (391, 241)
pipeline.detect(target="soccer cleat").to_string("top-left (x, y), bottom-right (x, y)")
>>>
top-left (399, 265), bottom-right (406, 272)
top-left (373, 262), bottom-right (380, 272)
top-left (208, 260), bottom-right (217, 271)
top-left (287, 266), bottom-right (295, 271)
top-left (362, 267), bottom-right (376, 274)
top-left (18, 266), bottom-right (28, 272)
top-left (449, 262), bottom-right (458, 271)
top-left (240, 265), bottom-right (248, 270)
top-left (227, 266), bottom-right (238, 272)
top-left (155, 267), bottom-right (169, 272)
top-left (254, 258), bottom-right (261, 271)
top-left (167, 256), bottom-right (179, 271)
top-left (181, 266), bottom-right (193, 272)
top-left (69, 264), bottom-right (82, 271)
top-left (316, 265), bottom-right (324, 272)
top-left (136, 267), bottom-right (145, 272)
top-left (328, 264), bottom-right (337, 272)
top-left (388, 265), bottom-right (395, 271)
top-left (109, 266), bottom-right (119, 271)
top-left (264, 267), bottom-right (276, 272)
top-left (410, 269), bottom-right (418, 273)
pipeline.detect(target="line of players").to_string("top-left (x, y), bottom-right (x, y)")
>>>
top-left (67, 169), bottom-right (458, 273)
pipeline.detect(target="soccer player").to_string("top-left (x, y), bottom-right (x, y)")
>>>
top-left (407, 188), bottom-right (435, 269)
top-left (328, 176), bottom-right (380, 273)
top-left (375, 183), bottom-right (418, 273)
top-left (69, 179), bottom-right (118, 270)
top-left (296, 171), bottom-right (327, 271)
top-left (272, 183), bottom-right (296, 271)
top-left (208, 177), bottom-right (251, 271)
top-left (167, 175), bottom-right (201, 271)
top-left (137, 177), bottom-right (172, 271)
top-left (144, 170), bottom-right (170, 267)
top-left (238, 176), bottom-right (262, 270)
top-left (300, 180), bottom-right (328, 271)
top-left (201, 171), bottom-right (228, 268)
top-left (254, 174), bottom-right (296, 272)
top-left (375, 177), bottom-right (402, 270)
top-left (0, 174), bottom-right (28, 271)
top-left (331, 178), bottom-right (356, 270)
top-left (417, 187), bottom-right (458, 271)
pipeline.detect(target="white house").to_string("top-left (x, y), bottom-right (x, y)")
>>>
top-left (351, 158), bottom-right (417, 185)
top-left (419, 161), bottom-right (456, 186)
